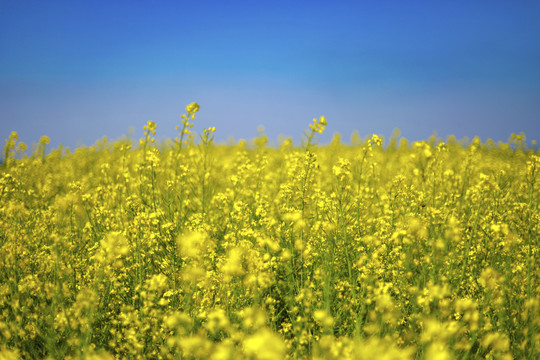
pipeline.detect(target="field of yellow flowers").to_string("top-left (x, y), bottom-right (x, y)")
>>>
top-left (1, 103), bottom-right (539, 359)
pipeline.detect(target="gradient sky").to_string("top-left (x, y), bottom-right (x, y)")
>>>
top-left (1, 0), bottom-right (539, 150)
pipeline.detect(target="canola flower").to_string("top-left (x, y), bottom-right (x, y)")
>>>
top-left (0, 104), bottom-right (539, 359)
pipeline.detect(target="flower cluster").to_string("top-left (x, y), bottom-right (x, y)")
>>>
top-left (175, 102), bottom-right (201, 147)
top-left (309, 116), bottom-right (327, 134)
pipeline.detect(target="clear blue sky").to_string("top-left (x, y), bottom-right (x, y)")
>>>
top-left (1, 0), bottom-right (539, 149)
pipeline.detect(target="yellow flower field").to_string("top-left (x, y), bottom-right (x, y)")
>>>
top-left (1, 103), bottom-right (538, 359)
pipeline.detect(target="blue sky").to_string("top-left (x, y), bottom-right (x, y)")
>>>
top-left (1, 0), bottom-right (539, 150)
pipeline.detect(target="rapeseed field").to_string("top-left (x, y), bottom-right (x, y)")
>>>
top-left (1, 103), bottom-right (538, 359)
